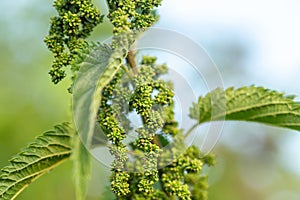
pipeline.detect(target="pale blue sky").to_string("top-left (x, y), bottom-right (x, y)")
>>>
top-left (155, 0), bottom-right (300, 175)
top-left (157, 0), bottom-right (300, 93)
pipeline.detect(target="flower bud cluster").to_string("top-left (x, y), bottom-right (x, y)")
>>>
top-left (107, 0), bottom-right (162, 33)
top-left (97, 55), bottom-right (215, 199)
top-left (128, 59), bottom-right (173, 198)
top-left (44, 0), bottom-right (103, 83)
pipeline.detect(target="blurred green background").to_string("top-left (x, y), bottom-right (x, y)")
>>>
top-left (1, 0), bottom-right (300, 200)
top-left (0, 1), bottom-right (74, 199)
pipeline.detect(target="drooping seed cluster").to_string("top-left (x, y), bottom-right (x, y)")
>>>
top-left (97, 55), bottom-right (215, 199)
top-left (44, 0), bottom-right (103, 84)
top-left (97, 70), bottom-right (131, 196)
top-left (153, 78), bottom-right (215, 200)
top-left (159, 145), bottom-right (215, 200)
top-left (97, 56), bottom-right (173, 199)
top-left (128, 57), bottom-right (173, 199)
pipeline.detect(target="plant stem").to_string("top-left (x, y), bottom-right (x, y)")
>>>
top-left (126, 50), bottom-right (138, 75)
top-left (184, 123), bottom-right (198, 139)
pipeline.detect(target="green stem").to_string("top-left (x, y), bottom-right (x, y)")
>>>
top-left (184, 123), bottom-right (198, 139)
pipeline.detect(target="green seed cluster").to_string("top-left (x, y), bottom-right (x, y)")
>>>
top-left (160, 146), bottom-right (206, 200)
top-left (137, 56), bottom-right (215, 200)
top-left (97, 55), bottom-right (215, 199)
top-left (96, 56), bottom-right (169, 199)
top-left (44, 0), bottom-right (103, 84)
top-left (97, 71), bottom-right (131, 197)
top-left (128, 62), bottom-right (173, 199)
top-left (96, 54), bottom-right (215, 199)
top-left (128, 57), bottom-right (173, 199)
top-left (156, 105), bottom-right (215, 200)
top-left (107, 0), bottom-right (162, 33)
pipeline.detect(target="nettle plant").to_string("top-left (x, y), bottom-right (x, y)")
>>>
top-left (1, 0), bottom-right (300, 200)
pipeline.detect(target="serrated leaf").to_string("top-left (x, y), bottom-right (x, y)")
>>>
top-left (72, 134), bottom-right (91, 200)
top-left (0, 123), bottom-right (72, 200)
top-left (190, 86), bottom-right (300, 131)
top-left (72, 43), bottom-right (128, 148)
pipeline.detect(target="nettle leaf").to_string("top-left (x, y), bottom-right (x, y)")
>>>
top-left (72, 43), bottom-right (127, 148)
top-left (0, 123), bottom-right (72, 200)
top-left (190, 86), bottom-right (300, 131)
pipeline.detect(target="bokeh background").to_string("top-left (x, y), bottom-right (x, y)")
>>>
top-left (1, 0), bottom-right (300, 199)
